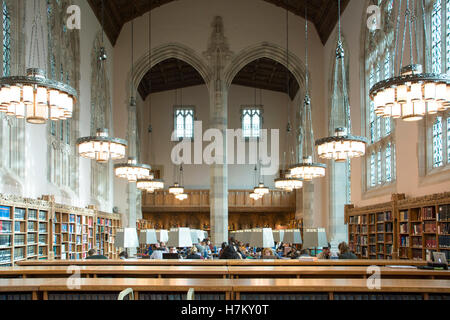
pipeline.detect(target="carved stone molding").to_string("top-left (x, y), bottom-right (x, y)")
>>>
top-left (203, 16), bottom-right (234, 73)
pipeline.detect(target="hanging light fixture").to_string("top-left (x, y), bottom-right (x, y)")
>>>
top-left (137, 178), bottom-right (164, 193)
top-left (114, 157), bottom-right (152, 182)
top-left (136, 3), bottom-right (164, 194)
top-left (275, 8), bottom-right (303, 191)
top-left (77, 0), bottom-right (127, 163)
top-left (369, 0), bottom-right (449, 121)
top-left (114, 14), bottom-right (152, 183)
top-left (0, 0), bottom-right (76, 123)
top-left (249, 165), bottom-right (262, 200)
top-left (290, 5), bottom-right (326, 180)
top-left (315, 0), bottom-right (367, 162)
top-left (253, 161), bottom-right (269, 196)
top-left (170, 165), bottom-right (187, 200)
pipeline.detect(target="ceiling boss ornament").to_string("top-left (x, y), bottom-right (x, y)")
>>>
top-left (369, 0), bottom-right (449, 121)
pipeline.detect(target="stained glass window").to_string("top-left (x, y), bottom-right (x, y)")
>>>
top-left (369, 70), bottom-right (375, 144)
top-left (447, 0), bottom-right (450, 72)
top-left (386, 143), bottom-right (392, 182)
top-left (377, 149), bottom-right (382, 185)
top-left (2, 1), bottom-right (10, 77)
top-left (433, 116), bottom-right (443, 168)
top-left (447, 117), bottom-right (450, 163)
top-left (370, 152), bottom-right (376, 187)
top-left (432, 0), bottom-right (442, 73)
top-left (175, 108), bottom-right (194, 139)
top-left (242, 108), bottom-right (261, 138)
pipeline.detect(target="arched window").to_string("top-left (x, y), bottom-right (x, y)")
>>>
top-left (364, 0), bottom-right (396, 192)
top-left (424, 0), bottom-right (450, 173)
top-left (2, 0), bottom-right (10, 77)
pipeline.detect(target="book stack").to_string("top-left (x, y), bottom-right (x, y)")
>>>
top-left (425, 237), bottom-right (437, 248)
top-left (28, 210), bottom-right (37, 220)
top-left (0, 221), bottom-right (12, 233)
top-left (422, 207), bottom-right (435, 220)
top-left (400, 222), bottom-right (408, 233)
top-left (0, 234), bottom-right (11, 247)
top-left (412, 223), bottom-right (423, 235)
top-left (424, 221), bottom-right (437, 233)
top-left (14, 208), bottom-right (25, 220)
top-left (400, 235), bottom-right (409, 247)
top-left (439, 235), bottom-right (450, 248)
top-left (438, 205), bottom-right (449, 221)
top-left (0, 206), bottom-right (10, 220)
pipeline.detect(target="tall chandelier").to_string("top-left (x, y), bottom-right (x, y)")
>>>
top-left (274, 8), bottom-right (303, 192)
top-left (114, 11), bottom-right (152, 183)
top-left (252, 162), bottom-right (270, 198)
top-left (249, 165), bottom-right (262, 200)
top-left (77, 1), bottom-right (127, 163)
top-left (369, 0), bottom-right (449, 120)
top-left (169, 164), bottom-right (187, 201)
top-left (0, 0), bottom-right (76, 123)
top-left (315, 0), bottom-right (367, 162)
top-left (290, 6), bottom-right (326, 180)
top-left (136, 5), bottom-right (164, 194)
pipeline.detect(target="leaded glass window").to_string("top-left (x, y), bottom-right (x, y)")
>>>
top-left (2, 1), bottom-right (10, 77)
top-left (447, 117), bottom-right (450, 163)
top-left (446, 0), bottom-right (450, 72)
top-left (175, 107), bottom-right (194, 139)
top-left (377, 149), bottom-right (382, 185)
top-left (433, 116), bottom-right (443, 168)
top-left (370, 152), bottom-right (376, 187)
top-left (386, 143), bottom-right (392, 182)
top-left (242, 108), bottom-right (262, 138)
top-left (432, 0), bottom-right (442, 73)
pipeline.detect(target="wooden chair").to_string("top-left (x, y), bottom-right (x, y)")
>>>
top-left (118, 288), bottom-right (134, 300)
top-left (187, 288), bottom-right (195, 300)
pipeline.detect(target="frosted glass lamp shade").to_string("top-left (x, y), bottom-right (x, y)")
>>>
top-left (115, 228), bottom-right (139, 249)
top-left (283, 229), bottom-right (302, 244)
top-left (156, 229), bottom-right (169, 243)
top-left (272, 230), bottom-right (285, 243)
top-left (302, 228), bottom-right (328, 248)
top-left (249, 228), bottom-right (274, 248)
top-left (139, 229), bottom-right (158, 245)
top-left (167, 227), bottom-right (193, 247)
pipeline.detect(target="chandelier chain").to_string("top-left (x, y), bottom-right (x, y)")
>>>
top-left (393, 0), bottom-right (403, 76)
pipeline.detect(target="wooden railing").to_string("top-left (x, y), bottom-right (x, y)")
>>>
top-left (142, 189), bottom-right (296, 213)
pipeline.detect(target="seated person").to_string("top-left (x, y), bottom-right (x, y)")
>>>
top-left (186, 246), bottom-right (202, 259)
top-left (286, 248), bottom-right (300, 259)
top-left (150, 247), bottom-right (165, 259)
top-left (169, 247), bottom-right (178, 254)
top-left (338, 242), bottom-right (357, 259)
top-left (298, 249), bottom-right (311, 258)
top-left (261, 247), bottom-right (278, 259)
top-left (145, 244), bottom-right (153, 256)
top-left (317, 243), bottom-right (331, 259)
top-left (159, 242), bottom-right (169, 252)
top-left (85, 248), bottom-right (107, 260)
top-left (118, 251), bottom-right (128, 260)
top-left (219, 244), bottom-right (241, 259)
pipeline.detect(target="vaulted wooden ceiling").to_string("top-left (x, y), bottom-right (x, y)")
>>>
top-left (138, 57), bottom-right (299, 100)
top-left (87, 0), bottom-right (350, 46)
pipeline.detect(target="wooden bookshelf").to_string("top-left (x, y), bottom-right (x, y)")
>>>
top-left (346, 192), bottom-right (450, 261)
top-left (0, 194), bottom-right (122, 266)
top-left (0, 195), bottom-right (51, 266)
top-left (96, 212), bottom-right (121, 259)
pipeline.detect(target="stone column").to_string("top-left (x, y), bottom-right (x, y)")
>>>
top-left (328, 161), bottom-right (348, 244)
top-left (204, 17), bottom-right (233, 246)
top-left (302, 181), bottom-right (314, 227)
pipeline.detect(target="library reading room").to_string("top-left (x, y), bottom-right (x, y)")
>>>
top-left (0, 0), bottom-right (450, 313)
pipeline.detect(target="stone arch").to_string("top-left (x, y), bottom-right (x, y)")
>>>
top-left (223, 42), bottom-right (307, 94)
top-left (129, 42), bottom-right (212, 99)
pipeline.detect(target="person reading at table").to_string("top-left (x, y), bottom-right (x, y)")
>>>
top-left (85, 248), bottom-right (107, 260)
top-left (186, 246), bottom-right (202, 259)
top-left (338, 242), bottom-right (357, 259)
top-left (317, 243), bottom-right (331, 259)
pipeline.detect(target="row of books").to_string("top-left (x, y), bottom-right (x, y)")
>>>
top-left (14, 234), bottom-right (25, 245)
top-left (377, 211), bottom-right (392, 222)
top-left (425, 238), bottom-right (437, 248)
top-left (399, 210), bottom-right (408, 221)
top-left (412, 237), bottom-right (422, 247)
top-left (27, 233), bottom-right (36, 244)
top-left (0, 221), bottom-right (12, 233)
top-left (0, 235), bottom-right (11, 247)
top-left (438, 204), bottom-right (449, 221)
top-left (0, 249), bottom-right (11, 262)
top-left (412, 223), bottom-right (423, 235)
top-left (439, 235), bottom-right (450, 248)
top-left (38, 211), bottom-right (47, 221)
top-left (0, 206), bottom-right (10, 220)
top-left (14, 247), bottom-right (24, 259)
top-left (400, 222), bottom-right (408, 233)
top-left (27, 246), bottom-right (36, 256)
top-left (399, 235), bottom-right (409, 247)
top-left (28, 210), bottom-right (37, 220)
top-left (424, 221), bottom-right (437, 233)
top-left (27, 221), bottom-right (36, 231)
top-left (14, 208), bottom-right (25, 220)
top-left (39, 234), bottom-right (47, 245)
top-left (421, 206), bottom-right (435, 220)
top-left (438, 222), bottom-right (449, 234)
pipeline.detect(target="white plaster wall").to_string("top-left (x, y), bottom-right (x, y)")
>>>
top-left (21, 0), bottom-right (115, 210)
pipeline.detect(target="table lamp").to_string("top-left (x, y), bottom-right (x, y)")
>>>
top-left (249, 228), bottom-right (274, 248)
top-left (283, 229), bottom-right (302, 244)
top-left (302, 228), bottom-right (328, 255)
top-left (272, 230), bottom-right (285, 243)
top-left (190, 229), bottom-right (204, 244)
top-left (156, 229), bottom-right (169, 243)
top-left (167, 227), bottom-right (193, 248)
top-left (139, 229), bottom-right (158, 245)
top-left (114, 228), bottom-right (139, 257)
